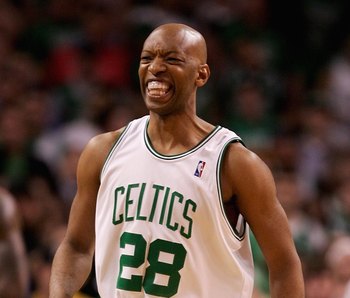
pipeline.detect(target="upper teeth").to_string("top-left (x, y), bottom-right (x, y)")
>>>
top-left (148, 81), bottom-right (169, 90)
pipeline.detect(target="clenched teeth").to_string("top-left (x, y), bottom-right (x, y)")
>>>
top-left (147, 81), bottom-right (170, 96)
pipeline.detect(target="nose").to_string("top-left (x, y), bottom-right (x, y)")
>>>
top-left (148, 57), bottom-right (166, 75)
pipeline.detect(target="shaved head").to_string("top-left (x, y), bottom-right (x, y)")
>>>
top-left (145, 23), bottom-right (208, 64)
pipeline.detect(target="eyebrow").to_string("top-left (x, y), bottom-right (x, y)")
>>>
top-left (141, 50), bottom-right (184, 57)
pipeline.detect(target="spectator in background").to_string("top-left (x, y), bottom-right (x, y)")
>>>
top-left (0, 104), bottom-right (56, 193)
top-left (275, 171), bottom-right (328, 260)
top-left (326, 36), bottom-right (350, 126)
top-left (324, 235), bottom-right (350, 298)
top-left (327, 176), bottom-right (350, 234)
top-left (224, 81), bottom-right (276, 153)
top-left (0, 187), bottom-right (29, 298)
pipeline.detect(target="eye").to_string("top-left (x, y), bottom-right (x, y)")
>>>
top-left (166, 57), bottom-right (182, 64)
top-left (140, 56), bottom-right (152, 63)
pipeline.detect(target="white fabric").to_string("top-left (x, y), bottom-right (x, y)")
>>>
top-left (95, 115), bottom-right (254, 297)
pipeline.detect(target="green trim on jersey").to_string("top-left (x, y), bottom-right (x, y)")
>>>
top-left (144, 118), bottom-right (222, 160)
top-left (100, 124), bottom-right (131, 180)
top-left (216, 138), bottom-right (247, 241)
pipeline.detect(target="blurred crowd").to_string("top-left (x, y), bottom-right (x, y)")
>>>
top-left (0, 0), bottom-right (350, 297)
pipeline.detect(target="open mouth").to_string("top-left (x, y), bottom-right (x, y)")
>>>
top-left (147, 80), bottom-right (171, 98)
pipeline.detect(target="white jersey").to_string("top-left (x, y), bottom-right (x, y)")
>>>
top-left (95, 115), bottom-right (254, 298)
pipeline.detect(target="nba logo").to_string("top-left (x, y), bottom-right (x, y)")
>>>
top-left (194, 160), bottom-right (206, 177)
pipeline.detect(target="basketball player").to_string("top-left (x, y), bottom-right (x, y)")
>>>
top-left (0, 187), bottom-right (29, 298)
top-left (49, 23), bottom-right (304, 297)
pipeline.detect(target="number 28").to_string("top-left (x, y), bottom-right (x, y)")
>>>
top-left (117, 232), bottom-right (187, 297)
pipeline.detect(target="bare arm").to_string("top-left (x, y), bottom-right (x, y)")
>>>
top-left (222, 143), bottom-right (304, 298)
top-left (49, 130), bottom-right (122, 298)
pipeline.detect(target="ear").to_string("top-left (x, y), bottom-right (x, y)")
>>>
top-left (195, 64), bottom-right (210, 87)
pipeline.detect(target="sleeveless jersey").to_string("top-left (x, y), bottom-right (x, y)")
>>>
top-left (95, 115), bottom-right (254, 298)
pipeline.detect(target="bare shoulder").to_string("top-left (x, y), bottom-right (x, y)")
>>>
top-left (74, 127), bottom-right (127, 188)
top-left (80, 128), bottom-right (125, 166)
top-left (86, 128), bottom-right (125, 154)
top-left (221, 142), bottom-right (275, 203)
top-left (225, 142), bottom-right (268, 169)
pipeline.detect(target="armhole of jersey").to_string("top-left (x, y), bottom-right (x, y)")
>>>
top-left (99, 124), bottom-right (131, 181)
top-left (216, 138), bottom-right (247, 241)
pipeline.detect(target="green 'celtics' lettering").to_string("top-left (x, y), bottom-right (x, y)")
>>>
top-left (125, 183), bottom-right (138, 221)
top-left (181, 199), bottom-right (197, 239)
top-left (136, 183), bottom-right (147, 221)
top-left (148, 184), bottom-right (163, 222)
top-left (166, 191), bottom-right (183, 231)
top-left (113, 186), bottom-right (125, 224)
top-left (158, 186), bottom-right (170, 225)
top-left (112, 183), bottom-right (196, 239)
top-left (116, 232), bottom-right (187, 297)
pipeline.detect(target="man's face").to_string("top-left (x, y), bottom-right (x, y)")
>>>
top-left (138, 27), bottom-right (204, 116)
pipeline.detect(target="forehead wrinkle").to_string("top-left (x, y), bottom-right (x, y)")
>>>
top-left (142, 43), bottom-right (185, 58)
top-left (143, 25), bottom-right (207, 63)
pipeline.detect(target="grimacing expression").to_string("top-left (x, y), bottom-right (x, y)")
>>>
top-left (138, 24), bottom-right (210, 115)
